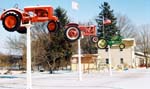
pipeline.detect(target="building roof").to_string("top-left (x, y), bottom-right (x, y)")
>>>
top-left (122, 38), bottom-right (136, 46)
top-left (113, 38), bottom-right (136, 47)
top-left (71, 54), bottom-right (98, 63)
top-left (135, 52), bottom-right (150, 57)
top-left (72, 54), bottom-right (98, 58)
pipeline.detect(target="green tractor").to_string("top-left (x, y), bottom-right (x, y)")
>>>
top-left (97, 35), bottom-right (125, 49)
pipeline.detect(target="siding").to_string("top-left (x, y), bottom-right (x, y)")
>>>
top-left (98, 46), bottom-right (134, 68)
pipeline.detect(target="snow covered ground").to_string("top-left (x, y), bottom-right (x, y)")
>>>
top-left (0, 68), bottom-right (150, 89)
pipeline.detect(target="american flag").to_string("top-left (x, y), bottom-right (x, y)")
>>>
top-left (103, 18), bottom-right (111, 25)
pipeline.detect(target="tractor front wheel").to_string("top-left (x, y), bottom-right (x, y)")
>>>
top-left (119, 43), bottom-right (125, 49)
top-left (17, 26), bottom-right (27, 34)
top-left (2, 12), bottom-right (21, 32)
top-left (47, 20), bottom-right (58, 32)
top-left (91, 36), bottom-right (99, 43)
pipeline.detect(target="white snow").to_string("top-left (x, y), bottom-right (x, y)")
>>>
top-left (0, 68), bottom-right (150, 89)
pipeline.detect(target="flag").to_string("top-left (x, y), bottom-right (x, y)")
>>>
top-left (72, 1), bottom-right (79, 10)
top-left (103, 18), bottom-right (111, 25)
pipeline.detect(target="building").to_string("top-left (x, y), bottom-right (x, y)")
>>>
top-left (135, 52), bottom-right (150, 67)
top-left (71, 38), bottom-right (136, 72)
top-left (98, 38), bottom-right (136, 70)
top-left (71, 54), bottom-right (98, 73)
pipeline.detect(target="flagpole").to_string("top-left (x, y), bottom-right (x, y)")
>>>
top-left (103, 14), bottom-right (112, 76)
top-left (102, 16), bottom-right (105, 38)
top-left (72, 0), bottom-right (82, 80)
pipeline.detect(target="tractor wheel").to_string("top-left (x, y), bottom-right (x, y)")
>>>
top-left (2, 12), bottom-right (21, 32)
top-left (119, 43), bottom-right (125, 49)
top-left (97, 38), bottom-right (107, 49)
top-left (47, 20), bottom-right (58, 32)
top-left (91, 36), bottom-right (99, 43)
top-left (17, 26), bottom-right (27, 34)
top-left (64, 26), bottom-right (81, 42)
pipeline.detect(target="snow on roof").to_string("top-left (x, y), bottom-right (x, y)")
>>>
top-left (135, 52), bottom-right (150, 57)
top-left (72, 54), bottom-right (98, 58)
top-left (135, 52), bottom-right (144, 55)
top-left (122, 38), bottom-right (135, 41)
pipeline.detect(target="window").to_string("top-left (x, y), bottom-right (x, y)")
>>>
top-left (120, 58), bottom-right (124, 64)
top-left (106, 58), bottom-right (109, 64)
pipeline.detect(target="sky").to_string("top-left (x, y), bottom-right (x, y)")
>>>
top-left (0, 0), bottom-right (150, 54)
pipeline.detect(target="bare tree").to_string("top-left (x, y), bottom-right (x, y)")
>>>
top-left (136, 24), bottom-right (150, 68)
top-left (117, 14), bottom-right (136, 38)
top-left (6, 35), bottom-right (26, 69)
top-left (0, 54), bottom-right (9, 67)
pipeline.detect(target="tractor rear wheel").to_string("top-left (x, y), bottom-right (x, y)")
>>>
top-left (2, 12), bottom-right (21, 32)
top-left (97, 38), bottom-right (107, 49)
top-left (64, 26), bottom-right (81, 42)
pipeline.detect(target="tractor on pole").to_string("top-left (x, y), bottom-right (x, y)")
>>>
top-left (0, 5), bottom-right (59, 34)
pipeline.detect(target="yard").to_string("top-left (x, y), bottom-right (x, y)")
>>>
top-left (0, 68), bottom-right (150, 89)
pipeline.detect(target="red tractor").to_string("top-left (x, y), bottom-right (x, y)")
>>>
top-left (64, 23), bottom-right (98, 42)
top-left (0, 5), bottom-right (59, 33)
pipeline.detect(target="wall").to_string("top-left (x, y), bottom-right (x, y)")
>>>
top-left (98, 46), bottom-right (135, 69)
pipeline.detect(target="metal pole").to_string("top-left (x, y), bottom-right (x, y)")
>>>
top-left (108, 45), bottom-right (112, 76)
top-left (102, 16), bottom-right (105, 38)
top-left (26, 25), bottom-right (32, 89)
top-left (78, 38), bottom-right (82, 81)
